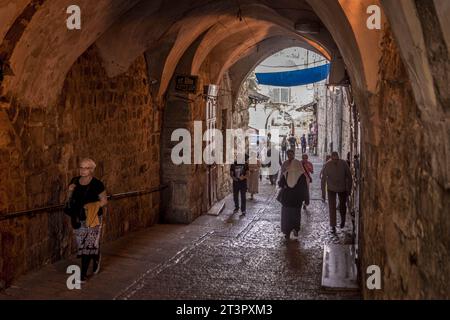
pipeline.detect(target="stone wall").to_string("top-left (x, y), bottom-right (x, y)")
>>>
top-left (0, 106), bottom-right (28, 290)
top-left (359, 28), bottom-right (450, 299)
top-left (161, 62), bottom-right (250, 223)
top-left (216, 72), bottom-right (233, 201)
top-left (0, 45), bottom-right (161, 288)
top-left (217, 72), bottom-right (250, 200)
top-left (0, 106), bottom-right (27, 214)
top-left (233, 80), bottom-right (250, 131)
top-left (160, 67), bottom-right (207, 223)
top-left (316, 85), bottom-right (352, 160)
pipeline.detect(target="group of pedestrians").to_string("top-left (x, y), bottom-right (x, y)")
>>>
top-left (278, 150), bottom-right (353, 239)
top-left (64, 149), bottom-right (353, 283)
top-left (281, 134), bottom-right (309, 161)
top-left (230, 135), bottom-right (354, 240)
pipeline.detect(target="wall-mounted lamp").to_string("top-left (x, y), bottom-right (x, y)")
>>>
top-left (203, 84), bottom-right (219, 100)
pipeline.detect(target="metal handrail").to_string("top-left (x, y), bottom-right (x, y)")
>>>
top-left (0, 184), bottom-right (168, 221)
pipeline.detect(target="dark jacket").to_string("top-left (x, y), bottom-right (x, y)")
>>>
top-left (69, 176), bottom-right (105, 220)
top-left (278, 173), bottom-right (308, 208)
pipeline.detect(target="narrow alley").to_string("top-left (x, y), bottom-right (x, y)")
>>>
top-left (0, 0), bottom-right (448, 301)
top-left (0, 155), bottom-right (358, 300)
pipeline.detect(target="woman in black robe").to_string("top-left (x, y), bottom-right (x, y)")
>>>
top-left (278, 150), bottom-right (308, 240)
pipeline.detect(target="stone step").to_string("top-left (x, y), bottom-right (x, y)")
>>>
top-left (206, 198), bottom-right (226, 216)
top-left (321, 244), bottom-right (359, 290)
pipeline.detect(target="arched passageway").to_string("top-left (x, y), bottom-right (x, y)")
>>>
top-left (0, 0), bottom-right (448, 299)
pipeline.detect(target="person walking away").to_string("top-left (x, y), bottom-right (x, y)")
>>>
top-left (278, 149), bottom-right (308, 240)
top-left (281, 137), bottom-right (288, 161)
top-left (288, 134), bottom-right (297, 151)
top-left (301, 153), bottom-right (314, 209)
top-left (247, 151), bottom-right (261, 200)
top-left (262, 142), bottom-right (281, 185)
top-left (268, 145), bottom-right (283, 185)
top-left (320, 155), bottom-right (332, 202)
top-left (300, 134), bottom-right (307, 154)
top-left (320, 152), bottom-right (352, 233)
top-left (66, 158), bottom-right (107, 283)
top-left (230, 156), bottom-right (249, 215)
top-left (257, 138), bottom-right (263, 181)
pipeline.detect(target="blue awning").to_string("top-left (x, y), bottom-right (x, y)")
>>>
top-left (256, 64), bottom-right (330, 87)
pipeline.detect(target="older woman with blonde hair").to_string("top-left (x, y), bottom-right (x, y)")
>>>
top-left (66, 158), bottom-right (107, 282)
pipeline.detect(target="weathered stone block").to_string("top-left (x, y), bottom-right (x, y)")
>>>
top-left (44, 127), bottom-right (57, 146)
top-left (0, 47), bottom-right (162, 289)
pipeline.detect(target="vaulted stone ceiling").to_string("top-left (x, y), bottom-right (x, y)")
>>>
top-left (0, 0), bottom-right (446, 117)
top-left (0, 0), bottom-right (346, 107)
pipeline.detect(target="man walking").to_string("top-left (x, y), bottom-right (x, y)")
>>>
top-left (231, 156), bottom-right (249, 216)
top-left (288, 134), bottom-right (297, 151)
top-left (281, 136), bottom-right (288, 161)
top-left (320, 152), bottom-right (352, 233)
top-left (320, 155), bottom-right (332, 202)
top-left (300, 134), bottom-right (307, 154)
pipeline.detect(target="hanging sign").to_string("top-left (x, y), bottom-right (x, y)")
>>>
top-left (175, 75), bottom-right (198, 93)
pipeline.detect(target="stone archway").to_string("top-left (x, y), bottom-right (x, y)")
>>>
top-left (0, 0), bottom-right (448, 298)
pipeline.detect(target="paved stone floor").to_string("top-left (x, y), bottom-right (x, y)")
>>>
top-left (0, 155), bottom-right (360, 300)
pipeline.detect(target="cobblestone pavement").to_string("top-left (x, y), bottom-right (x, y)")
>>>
top-left (0, 155), bottom-right (360, 300)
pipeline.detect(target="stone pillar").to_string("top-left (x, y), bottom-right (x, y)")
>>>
top-left (161, 87), bottom-right (206, 223)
